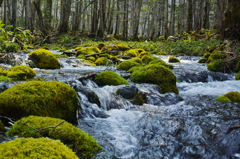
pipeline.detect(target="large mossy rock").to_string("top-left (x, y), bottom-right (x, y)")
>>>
top-left (236, 72), bottom-right (240, 80)
top-left (168, 56), bottom-right (180, 63)
top-left (207, 60), bottom-right (227, 73)
top-left (95, 71), bottom-right (130, 86)
top-left (215, 92), bottom-right (240, 103)
top-left (7, 116), bottom-right (102, 157)
top-left (130, 64), bottom-right (179, 94)
top-left (29, 49), bottom-right (60, 69)
top-left (7, 65), bottom-right (37, 80)
top-left (0, 81), bottom-right (80, 124)
top-left (75, 46), bottom-right (101, 57)
top-left (95, 57), bottom-right (109, 66)
top-left (0, 138), bottom-right (78, 158)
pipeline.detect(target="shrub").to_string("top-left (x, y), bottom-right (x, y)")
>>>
top-left (7, 65), bottom-right (37, 80)
top-left (130, 64), bottom-right (178, 94)
top-left (95, 71), bottom-right (130, 86)
top-left (168, 56), bottom-right (181, 63)
top-left (3, 42), bottom-right (20, 53)
top-left (29, 49), bottom-right (60, 69)
top-left (0, 81), bottom-right (80, 124)
top-left (0, 138), bottom-right (78, 158)
top-left (95, 57), bottom-right (109, 66)
top-left (7, 116), bottom-right (102, 157)
top-left (117, 60), bottom-right (141, 70)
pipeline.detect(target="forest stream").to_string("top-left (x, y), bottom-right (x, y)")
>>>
top-left (1, 52), bottom-right (240, 159)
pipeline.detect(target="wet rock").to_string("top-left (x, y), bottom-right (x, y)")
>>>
top-left (117, 85), bottom-right (138, 99)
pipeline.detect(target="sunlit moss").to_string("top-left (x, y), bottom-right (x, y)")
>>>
top-left (215, 92), bottom-right (240, 103)
top-left (198, 58), bottom-right (208, 63)
top-left (0, 138), bottom-right (78, 158)
top-left (7, 116), bottom-right (102, 157)
top-left (95, 71), bottom-right (130, 86)
top-left (75, 46), bottom-right (101, 57)
top-left (141, 55), bottom-right (154, 64)
top-left (114, 44), bottom-right (131, 51)
top-left (29, 49), bottom-right (60, 69)
top-left (95, 57), bottom-right (109, 66)
top-left (207, 60), bottom-right (226, 73)
top-left (168, 56), bottom-right (180, 63)
top-left (124, 49), bottom-right (138, 57)
top-left (139, 51), bottom-right (151, 58)
top-left (7, 65), bottom-right (37, 80)
top-left (0, 81), bottom-right (80, 124)
top-left (117, 60), bottom-right (141, 71)
top-left (0, 68), bottom-right (8, 76)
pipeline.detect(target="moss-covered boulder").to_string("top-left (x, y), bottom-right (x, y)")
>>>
top-left (149, 59), bottom-right (174, 69)
top-left (198, 58), bottom-right (208, 63)
top-left (215, 92), bottom-right (240, 103)
top-left (207, 60), bottom-right (227, 73)
top-left (114, 44), bottom-right (130, 51)
top-left (0, 81), bottom-right (80, 124)
top-left (95, 57), bottom-right (109, 66)
top-left (139, 51), bottom-right (151, 58)
top-left (141, 55), bottom-right (154, 64)
top-left (168, 56), bottom-right (181, 63)
top-left (208, 52), bottom-right (227, 62)
top-left (0, 138), bottom-right (78, 158)
top-left (129, 57), bottom-right (142, 64)
top-left (75, 47), bottom-right (101, 57)
top-left (236, 72), bottom-right (240, 80)
top-left (7, 65), bottom-right (37, 80)
top-left (7, 116), bottom-right (102, 157)
top-left (203, 52), bottom-right (211, 59)
top-left (130, 64), bottom-right (179, 94)
top-left (0, 75), bottom-right (9, 82)
top-left (117, 60), bottom-right (141, 71)
top-left (95, 71), bottom-right (130, 86)
top-left (29, 49), bottom-right (60, 69)
top-left (124, 49), bottom-right (138, 57)
top-left (0, 68), bottom-right (8, 76)
top-left (101, 46), bottom-right (116, 52)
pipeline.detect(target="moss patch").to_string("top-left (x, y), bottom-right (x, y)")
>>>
top-left (0, 138), bottom-right (78, 158)
top-left (0, 81), bottom-right (80, 124)
top-left (198, 58), bottom-right (208, 63)
top-left (95, 71), bottom-right (130, 86)
top-left (0, 75), bottom-right (9, 82)
top-left (7, 116), bottom-right (102, 157)
top-left (29, 49), bottom-right (60, 69)
top-left (141, 55), bottom-right (154, 65)
top-left (236, 72), bottom-right (240, 80)
top-left (130, 64), bottom-right (179, 94)
top-left (95, 57), bottom-right (109, 66)
top-left (0, 68), bottom-right (8, 76)
top-left (7, 65), bottom-right (37, 80)
top-left (117, 60), bottom-right (141, 71)
top-left (215, 92), bottom-right (240, 103)
top-left (215, 96), bottom-right (231, 103)
top-left (168, 56), bottom-right (180, 63)
top-left (207, 60), bottom-right (227, 73)
top-left (114, 44), bottom-right (130, 51)
top-left (75, 46), bottom-right (101, 56)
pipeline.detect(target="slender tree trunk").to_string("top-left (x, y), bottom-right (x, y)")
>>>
top-left (59, 0), bottom-right (72, 33)
top-left (170, 0), bottom-right (176, 35)
top-left (187, 0), bottom-right (193, 32)
top-left (132, 0), bottom-right (143, 40)
top-left (3, 0), bottom-right (6, 27)
top-left (164, 0), bottom-right (168, 38)
top-left (203, 0), bottom-right (210, 29)
top-left (98, 0), bottom-right (106, 38)
top-left (43, 0), bottom-right (52, 31)
top-left (12, 0), bottom-right (17, 28)
top-left (114, 0), bottom-right (120, 35)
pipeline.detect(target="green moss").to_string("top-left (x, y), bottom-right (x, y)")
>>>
top-left (157, 52), bottom-right (168, 55)
top-left (3, 42), bottom-right (20, 53)
top-left (149, 59), bottom-right (174, 69)
top-left (203, 52), bottom-right (211, 58)
top-left (87, 56), bottom-right (96, 62)
top-left (97, 43), bottom-right (106, 50)
top-left (133, 93), bottom-right (144, 105)
top-left (29, 49), bottom-right (60, 69)
top-left (129, 57), bottom-right (142, 64)
top-left (76, 47), bottom-right (101, 57)
top-left (117, 60), bottom-right (141, 70)
top-left (101, 46), bottom-right (116, 52)
top-left (77, 54), bottom-right (86, 59)
top-left (0, 68), bottom-right (8, 76)
top-left (110, 56), bottom-right (120, 64)
top-left (207, 60), bottom-right (226, 73)
top-left (7, 116), bottom-right (102, 157)
top-left (124, 49), bottom-right (138, 57)
top-left (198, 58), bottom-right (208, 63)
top-left (141, 55), bottom-right (154, 65)
top-left (236, 72), bottom-right (240, 80)
top-left (95, 71), bottom-right (130, 86)
top-left (7, 65), bottom-right (37, 80)
top-left (215, 96), bottom-right (231, 103)
top-left (95, 57), bottom-right (109, 66)
top-left (0, 138), bottom-right (78, 158)
top-left (168, 56), bottom-right (181, 63)
top-left (0, 75), bottom-right (9, 82)
top-left (129, 66), bottom-right (142, 73)
top-left (0, 120), bottom-right (6, 131)
top-left (235, 61), bottom-right (240, 72)
top-left (208, 52), bottom-right (227, 62)
top-left (0, 81), bottom-right (80, 124)
top-left (53, 54), bottom-right (68, 58)
top-left (130, 64), bottom-right (179, 94)
top-left (139, 51), bottom-right (151, 58)
top-left (114, 44), bottom-right (130, 51)
top-left (225, 92), bottom-right (240, 102)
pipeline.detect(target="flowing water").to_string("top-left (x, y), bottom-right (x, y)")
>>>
top-left (1, 53), bottom-right (240, 159)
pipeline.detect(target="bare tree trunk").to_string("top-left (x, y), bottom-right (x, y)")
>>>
top-left (3, 0), bottom-right (6, 27)
top-left (164, 0), bottom-right (169, 38)
top-left (187, 0), bottom-right (193, 32)
top-left (114, 0), bottom-right (120, 35)
top-left (12, 0), bottom-right (17, 28)
top-left (170, 0), bottom-right (176, 35)
top-left (98, 0), bottom-right (106, 38)
top-left (203, 0), bottom-right (210, 29)
top-left (123, 0), bottom-right (128, 40)
top-left (43, 0), bottom-right (52, 31)
top-left (59, 0), bottom-right (72, 33)
top-left (132, 0), bottom-right (143, 40)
